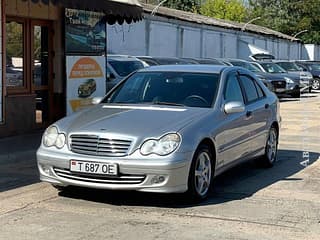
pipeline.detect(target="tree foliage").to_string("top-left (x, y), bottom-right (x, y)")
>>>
top-left (163, 0), bottom-right (200, 13)
top-left (248, 0), bottom-right (320, 44)
top-left (200, 0), bottom-right (248, 22)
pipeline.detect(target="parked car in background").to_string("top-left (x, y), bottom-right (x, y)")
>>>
top-left (251, 61), bottom-right (301, 97)
top-left (221, 58), bottom-right (285, 94)
top-left (273, 60), bottom-right (312, 92)
top-left (295, 61), bottom-right (320, 90)
top-left (37, 65), bottom-right (280, 201)
top-left (181, 58), bottom-right (227, 65)
top-left (106, 55), bottom-right (148, 91)
top-left (136, 56), bottom-right (193, 66)
top-left (6, 66), bottom-right (23, 87)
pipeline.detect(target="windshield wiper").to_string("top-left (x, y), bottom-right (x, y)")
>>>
top-left (152, 101), bottom-right (185, 107)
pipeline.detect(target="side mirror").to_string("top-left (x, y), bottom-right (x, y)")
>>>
top-left (224, 101), bottom-right (245, 114)
top-left (92, 97), bottom-right (103, 105)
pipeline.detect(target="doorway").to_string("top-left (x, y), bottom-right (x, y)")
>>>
top-left (6, 18), bottom-right (54, 127)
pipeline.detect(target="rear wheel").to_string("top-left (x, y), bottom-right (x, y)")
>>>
top-left (261, 126), bottom-right (278, 167)
top-left (187, 144), bottom-right (214, 201)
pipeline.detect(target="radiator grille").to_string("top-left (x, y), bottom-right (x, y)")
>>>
top-left (70, 134), bottom-right (132, 157)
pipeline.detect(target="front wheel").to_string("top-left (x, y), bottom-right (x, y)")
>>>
top-left (187, 144), bottom-right (214, 201)
top-left (261, 127), bottom-right (278, 167)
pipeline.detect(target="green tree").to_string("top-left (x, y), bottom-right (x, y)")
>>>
top-left (163, 0), bottom-right (200, 13)
top-left (200, 0), bottom-right (248, 22)
top-left (249, 0), bottom-right (320, 44)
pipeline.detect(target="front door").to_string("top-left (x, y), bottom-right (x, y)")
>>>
top-left (6, 18), bottom-right (54, 128)
top-left (31, 21), bottom-right (53, 126)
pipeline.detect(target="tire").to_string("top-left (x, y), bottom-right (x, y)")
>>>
top-left (261, 126), bottom-right (278, 168)
top-left (186, 144), bottom-right (214, 201)
top-left (290, 90), bottom-right (300, 98)
top-left (311, 78), bottom-right (320, 90)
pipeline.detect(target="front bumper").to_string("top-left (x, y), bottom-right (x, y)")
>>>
top-left (37, 147), bottom-right (192, 193)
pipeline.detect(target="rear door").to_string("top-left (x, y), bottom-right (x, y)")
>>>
top-left (238, 73), bottom-right (270, 157)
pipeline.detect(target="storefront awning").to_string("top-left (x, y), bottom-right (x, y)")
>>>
top-left (25, 0), bottom-right (143, 24)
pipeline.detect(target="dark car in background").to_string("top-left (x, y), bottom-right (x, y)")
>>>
top-left (221, 58), bottom-right (286, 94)
top-left (106, 55), bottom-right (148, 91)
top-left (136, 56), bottom-right (193, 66)
top-left (273, 60), bottom-right (312, 92)
top-left (181, 58), bottom-right (227, 65)
top-left (295, 61), bottom-right (320, 90)
top-left (251, 61), bottom-right (301, 98)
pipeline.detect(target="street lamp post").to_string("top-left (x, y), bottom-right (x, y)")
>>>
top-left (151, 0), bottom-right (168, 16)
top-left (241, 17), bottom-right (261, 31)
top-left (292, 30), bottom-right (308, 39)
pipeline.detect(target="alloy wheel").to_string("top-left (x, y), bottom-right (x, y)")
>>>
top-left (266, 128), bottom-right (278, 164)
top-left (194, 151), bottom-right (212, 197)
top-left (312, 79), bottom-right (320, 90)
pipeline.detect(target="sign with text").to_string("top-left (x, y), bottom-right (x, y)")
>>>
top-left (65, 8), bottom-right (106, 54)
top-left (66, 56), bottom-right (106, 115)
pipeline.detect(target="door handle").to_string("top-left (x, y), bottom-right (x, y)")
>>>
top-left (265, 104), bottom-right (269, 109)
top-left (246, 111), bottom-right (252, 118)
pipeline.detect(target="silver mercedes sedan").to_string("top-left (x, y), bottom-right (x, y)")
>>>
top-left (37, 65), bottom-right (280, 200)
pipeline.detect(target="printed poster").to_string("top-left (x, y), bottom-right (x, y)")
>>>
top-left (66, 56), bottom-right (106, 115)
top-left (65, 8), bottom-right (106, 54)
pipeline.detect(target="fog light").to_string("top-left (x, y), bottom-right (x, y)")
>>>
top-left (151, 175), bottom-right (166, 184)
top-left (42, 165), bottom-right (52, 176)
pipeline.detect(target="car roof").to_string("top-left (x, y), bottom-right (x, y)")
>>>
top-left (138, 64), bottom-right (228, 74)
top-left (107, 55), bottom-right (141, 61)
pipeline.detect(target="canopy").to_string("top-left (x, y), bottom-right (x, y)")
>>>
top-left (25, 0), bottom-right (143, 24)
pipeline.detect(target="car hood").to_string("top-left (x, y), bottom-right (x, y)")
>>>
top-left (56, 104), bottom-right (211, 139)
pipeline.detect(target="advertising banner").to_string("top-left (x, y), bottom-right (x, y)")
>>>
top-left (66, 56), bottom-right (106, 115)
top-left (65, 8), bottom-right (106, 54)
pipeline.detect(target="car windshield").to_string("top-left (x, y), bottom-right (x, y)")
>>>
top-left (230, 61), bottom-right (262, 73)
top-left (260, 63), bottom-right (287, 73)
top-left (108, 60), bottom-right (144, 77)
top-left (104, 71), bottom-right (220, 108)
top-left (276, 62), bottom-right (300, 71)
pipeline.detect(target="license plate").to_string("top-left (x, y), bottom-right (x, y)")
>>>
top-left (70, 160), bottom-right (118, 175)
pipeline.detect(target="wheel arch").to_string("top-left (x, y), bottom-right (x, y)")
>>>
top-left (198, 138), bottom-right (217, 167)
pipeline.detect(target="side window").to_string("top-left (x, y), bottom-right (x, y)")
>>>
top-left (224, 73), bottom-right (244, 103)
top-left (254, 81), bottom-right (265, 98)
top-left (239, 75), bottom-right (259, 102)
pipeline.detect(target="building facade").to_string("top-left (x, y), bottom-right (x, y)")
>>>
top-left (0, 0), bottom-right (142, 137)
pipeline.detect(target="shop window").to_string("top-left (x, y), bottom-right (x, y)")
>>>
top-left (6, 20), bottom-right (25, 91)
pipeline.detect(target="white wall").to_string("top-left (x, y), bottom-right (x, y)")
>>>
top-left (107, 14), bottom-right (313, 61)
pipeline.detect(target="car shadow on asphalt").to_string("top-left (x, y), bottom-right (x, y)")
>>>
top-left (278, 91), bottom-right (319, 102)
top-left (58, 149), bottom-right (320, 208)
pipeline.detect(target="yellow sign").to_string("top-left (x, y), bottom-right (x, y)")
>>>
top-left (69, 98), bottom-right (93, 112)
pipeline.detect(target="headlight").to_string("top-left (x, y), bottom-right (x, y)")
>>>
top-left (43, 126), bottom-right (66, 149)
top-left (284, 77), bottom-right (294, 84)
top-left (140, 133), bottom-right (181, 156)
